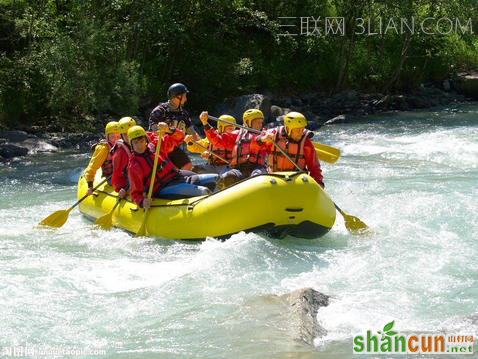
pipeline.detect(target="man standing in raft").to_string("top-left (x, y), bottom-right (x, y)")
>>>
top-left (85, 121), bottom-right (120, 196)
top-left (127, 125), bottom-right (218, 208)
top-left (199, 109), bottom-right (268, 188)
top-left (251, 112), bottom-right (324, 188)
top-left (148, 83), bottom-right (200, 171)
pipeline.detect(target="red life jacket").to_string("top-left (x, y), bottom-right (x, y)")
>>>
top-left (229, 129), bottom-right (266, 167)
top-left (208, 142), bottom-right (232, 166)
top-left (110, 139), bottom-right (132, 177)
top-left (130, 148), bottom-right (180, 194)
top-left (270, 126), bottom-right (310, 171)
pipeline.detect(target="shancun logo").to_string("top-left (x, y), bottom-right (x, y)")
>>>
top-left (353, 321), bottom-right (473, 355)
top-left (377, 320), bottom-right (398, 339)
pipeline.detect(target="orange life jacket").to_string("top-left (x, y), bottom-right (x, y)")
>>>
top-left (229, 129), bottom-right (266, 168)
top-left (270, 126), bottom-right (310, 171)
top-left (208, 142), bottom-right (232, 166)
top-left (130, 148), bottom-right (179, 194)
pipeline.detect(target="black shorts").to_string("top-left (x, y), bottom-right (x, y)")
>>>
top-left (169, 145), bottom-right (192, 169)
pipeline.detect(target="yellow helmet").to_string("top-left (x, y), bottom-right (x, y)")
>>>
top-left (118, 117), bottom-right (137, 134)
top-left (284, 112), bottom-right (307, 136)
top-left (217, 115), bottom-right (236, 133)
top-left (243, 109), bottom-right (264, 128)
top-left (105, 121), bottom-right (119, 137)
top-left (127, 125), bottom-right (147, 143)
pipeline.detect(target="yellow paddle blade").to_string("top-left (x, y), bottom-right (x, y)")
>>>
top-left (93, 199), bottom-right (121, 230)
top-left (38, 208), bottom-right (72, 228)
top-left (135, 222), bottom-right (146, 237)
top-left (93, 212), bottom-right (113, 230)
top-left (135, 209), bottom-right (149, 237)
top-left (338, 210), bottom-right (373, 235)
top-left (312, 142), bottom-right (341, 164)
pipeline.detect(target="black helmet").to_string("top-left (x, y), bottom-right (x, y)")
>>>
top-left (167, 83), bottom-right (189, 99)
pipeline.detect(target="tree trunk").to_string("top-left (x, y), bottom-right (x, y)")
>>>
top-left (413, 56), bottom-right (429, 87)
top-left (334, 37), bottom-right (346, 93)
top-left (160, 46), bottom-right (179, 86)
top-left (126, 0), bottom-right (137, 61)
top-left (378, 31), bottom-right (385, 73)
top-left (384, 34), bottom-right (411, 91)
top-left (27, 7), bottom-right (36, 52)
top-left (340, 17), bottom-right (357, 89)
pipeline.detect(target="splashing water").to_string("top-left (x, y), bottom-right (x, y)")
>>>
top-left (1, 107), bottom-right (477, 358)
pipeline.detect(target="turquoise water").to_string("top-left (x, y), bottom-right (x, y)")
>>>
top-left (1, 106), bottom-right (477, 358)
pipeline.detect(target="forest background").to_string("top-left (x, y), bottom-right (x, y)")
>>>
top-left (0, 0), bottom-right (476, 131)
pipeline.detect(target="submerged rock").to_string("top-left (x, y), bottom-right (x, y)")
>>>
top-left (325, 114), bottom-right (348, 125)
top-left (280, 287), bottom-right (330, 345)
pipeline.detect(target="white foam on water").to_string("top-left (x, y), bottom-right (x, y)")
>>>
top-left (1, 109), bottom-right (478, 358)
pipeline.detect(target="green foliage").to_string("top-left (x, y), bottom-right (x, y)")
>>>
top-left (0, 0), bottom-right (477, 128)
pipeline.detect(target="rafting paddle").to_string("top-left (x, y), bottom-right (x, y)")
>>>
top-left (39, 176), bottom-right (109, 228)
top-left (333, 203), bottom-right (370, 234)
top-left (312, 142), bottom-right (340, 164)
top-left (207, 115), bottom-right (371, 235)
top-left (187, 139), bottom-right (229, 163)
top-left (93, 198), bottom-right (122, 230)
top-left (135, 129), bottom-right (162, 237)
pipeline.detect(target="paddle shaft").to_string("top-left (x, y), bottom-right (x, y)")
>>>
top-left (208, 115), bottom-right (261, 135)
top-left (334, 203), bottom-right (345, 215)
top-left (187, 139), bottom-right (228, 163)
top-left (147, 131), bottom-right (162, 199)
top-left (111, 198), bottom-right (122, 211)
top-left (136, 130), bottom-right (162, 237)
top-left (75, 176), bottom-right (109, 210)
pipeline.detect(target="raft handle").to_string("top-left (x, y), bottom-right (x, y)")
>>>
top-left (130, 207), bottom-right (139, 212)
top-left (285, 208), bottom-right (303, 212)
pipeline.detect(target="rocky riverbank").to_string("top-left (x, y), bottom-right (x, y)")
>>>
top-left (0, 83), bottom-right (473, 162)
top-left (0, 130), bottom-right (101, 162)
top-left (210, 83), bottom-right (470, 129)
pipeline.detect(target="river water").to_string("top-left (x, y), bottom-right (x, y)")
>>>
top-left (1, 105), bottom-right (477, 358)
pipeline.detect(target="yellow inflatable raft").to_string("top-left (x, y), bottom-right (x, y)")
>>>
top-left (78, 171), bottom-right (336, 240)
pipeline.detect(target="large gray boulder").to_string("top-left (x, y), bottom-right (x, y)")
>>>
top-left (280, 287), bottom-right (330, 345)
top-left (342, 89), bottom-right (358, 101)
top-left (0, 144), bottom-right (29, 158)
top-left (22, 138), bottom-right (58, 154)
top-left (0, 130), bottom-right (28, 142)
top-left (269, 105), bottom-right (284, 121)
top-left (214, 94), bottom-right (272, 124)
top-left (452, 71), bottom-right (478, 99)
